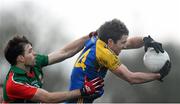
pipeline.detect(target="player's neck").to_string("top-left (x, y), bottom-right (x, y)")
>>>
top-left (16, 63), bottom-right (31, 73)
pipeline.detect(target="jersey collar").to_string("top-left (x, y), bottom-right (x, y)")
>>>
top-left (11, 66), bottom-right (26, 75)
top-left (97, 39), bottom-right (117, 55)
top-left (97, 39), bottom-right (107, 47)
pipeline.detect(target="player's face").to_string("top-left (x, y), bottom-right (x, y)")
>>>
top-left (110, 35), bottom-right (128, 55)
top-left (23, 44), bottom-right (36, 67)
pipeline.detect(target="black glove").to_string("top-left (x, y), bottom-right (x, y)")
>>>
top-left (159, 60), bottom-right (171, 81)
top-left (143, 35), bottom-right (164, 53)
top-left (80, 76), bottom-right (104, 97)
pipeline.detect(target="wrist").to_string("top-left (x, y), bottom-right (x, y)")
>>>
top-left (143, 35), bottom-right (153, 43)
top-left (78, 89), bottom-right (83, 97)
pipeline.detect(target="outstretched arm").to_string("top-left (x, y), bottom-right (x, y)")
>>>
top-left (123, 36), bottom-right (144, 49)
top-left (48, 35), bottom-right (90, 65)
top-left (111, 64), bottom-right (161, 84)
top-left (31, 77), bottom-right (104, 103)
top-left (31, 88), bottom-right (81, 103)
top-left (124, 36), bottom-right (164, 53)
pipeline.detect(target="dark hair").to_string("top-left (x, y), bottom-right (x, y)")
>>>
top-left (97, 19), bottom-right (129, 43)
top-left (4, 35), bottom-right (32, 65)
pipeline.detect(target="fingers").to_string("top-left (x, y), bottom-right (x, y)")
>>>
top-left (95, 91), bottom-right (100, 93)
top-left (168, 61), bottom-right (171, 68)
top-left (91, 77), bottom-right (103, 83)
top-left (145, 46), bottom-right (148, 52)
top-left (92, 78), bottom-right (104, 85)
top-left (93, 79), bottom-right (104, 86)
top-left (154, 43), bottom-right (164, 53)
top-left (93, 80), bottom-right (104, 90)
top-left (95, 84), bottom-right (104, 89)
top-left (150, 43), bottom-right (164, 53)
top-left (144, 39), bottom-right (164, 53)
top-left (154, 45), bottom-right (160, 53)
top-left (164, 60), bottom-right (171, 68)
top-left (158, 43), bottom-right (164, 53)
top-left (89, 77), bottom-right (104, 89)
top-left (85, 76), bottom-right (104, 87)
top-left (85, 76), bottom-right (104, 84)
top-left (165, 60), bottom-right (171, 69)
top-left (159, 60), bottom-right (171, 80)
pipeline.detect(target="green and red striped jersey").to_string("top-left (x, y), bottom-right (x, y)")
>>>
top-left (3, 54), bottom-right (48, 103)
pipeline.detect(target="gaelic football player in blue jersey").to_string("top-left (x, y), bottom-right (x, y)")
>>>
top-left (68, 19), bottom-right (171, 103)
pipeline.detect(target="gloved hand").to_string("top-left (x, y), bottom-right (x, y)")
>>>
top-left (80, 76), bottom-right (104, 97)
top-left (159, 60), bottom-right (171, 81)
top-left (143, 35), bottom-right (164, 53)
top-left (88, 31), bottom-right (98, 38)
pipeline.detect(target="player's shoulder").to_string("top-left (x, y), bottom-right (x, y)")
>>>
top-left (10, 71), bottom-right (28, 84)
top-left (96, 39), bottom-right (117, 57)
top-left (6, 66), bottom-right (28, 84)
top-left (95, 39), bottom-right (121, 70)
top-left (5, 72), bottom-right (28, 95)
top-left (84, 36), bottom-right (98, 49)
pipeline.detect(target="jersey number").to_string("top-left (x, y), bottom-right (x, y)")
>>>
top-left (75, 49), bottom-right (90, 70)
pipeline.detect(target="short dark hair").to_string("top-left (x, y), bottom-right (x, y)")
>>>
top-left (4, 35), bottom-right (32, 65)
top-left (97, 19), bottom-right (129, 43)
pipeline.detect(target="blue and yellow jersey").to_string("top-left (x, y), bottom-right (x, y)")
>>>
top-left (69, 36), bottom-right (121, 102)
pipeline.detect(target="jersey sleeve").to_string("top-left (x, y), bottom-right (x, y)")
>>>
top-left (6, 73), bottom-right (38, 100)
top-left (35, 54), bottom-right (48, 67)
top-left (96, 41), bottom-right (121, 71)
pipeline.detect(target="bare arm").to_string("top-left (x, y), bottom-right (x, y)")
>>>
top-left (31, 88), bottom-right (81, 103)
top-left (111, 64), bottom-right (161, 84)
top-left (31, 76), bottom-right (104, 103)
top-left (48, 35), bottom-right (90, 65)
top-left (123, 36), bottom-right (144, 49)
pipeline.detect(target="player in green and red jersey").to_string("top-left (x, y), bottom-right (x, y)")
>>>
top-left (3, 34), bottom-right (104, 103)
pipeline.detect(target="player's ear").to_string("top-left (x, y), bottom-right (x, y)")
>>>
top-left (107, 38), bottom-right (114, 47)
top-left (16, 55), bottom-right (25, 63)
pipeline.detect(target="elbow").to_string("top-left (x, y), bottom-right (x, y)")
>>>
top-left (126, 76), bottom-right (144, 85)
top-left (126, 75), bottom-right (138, 85)
top-left (126, 77), bottom-right (136, 85)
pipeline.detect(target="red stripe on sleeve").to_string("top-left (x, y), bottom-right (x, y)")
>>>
top-left (6, 72), bottom-right (37, 101)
